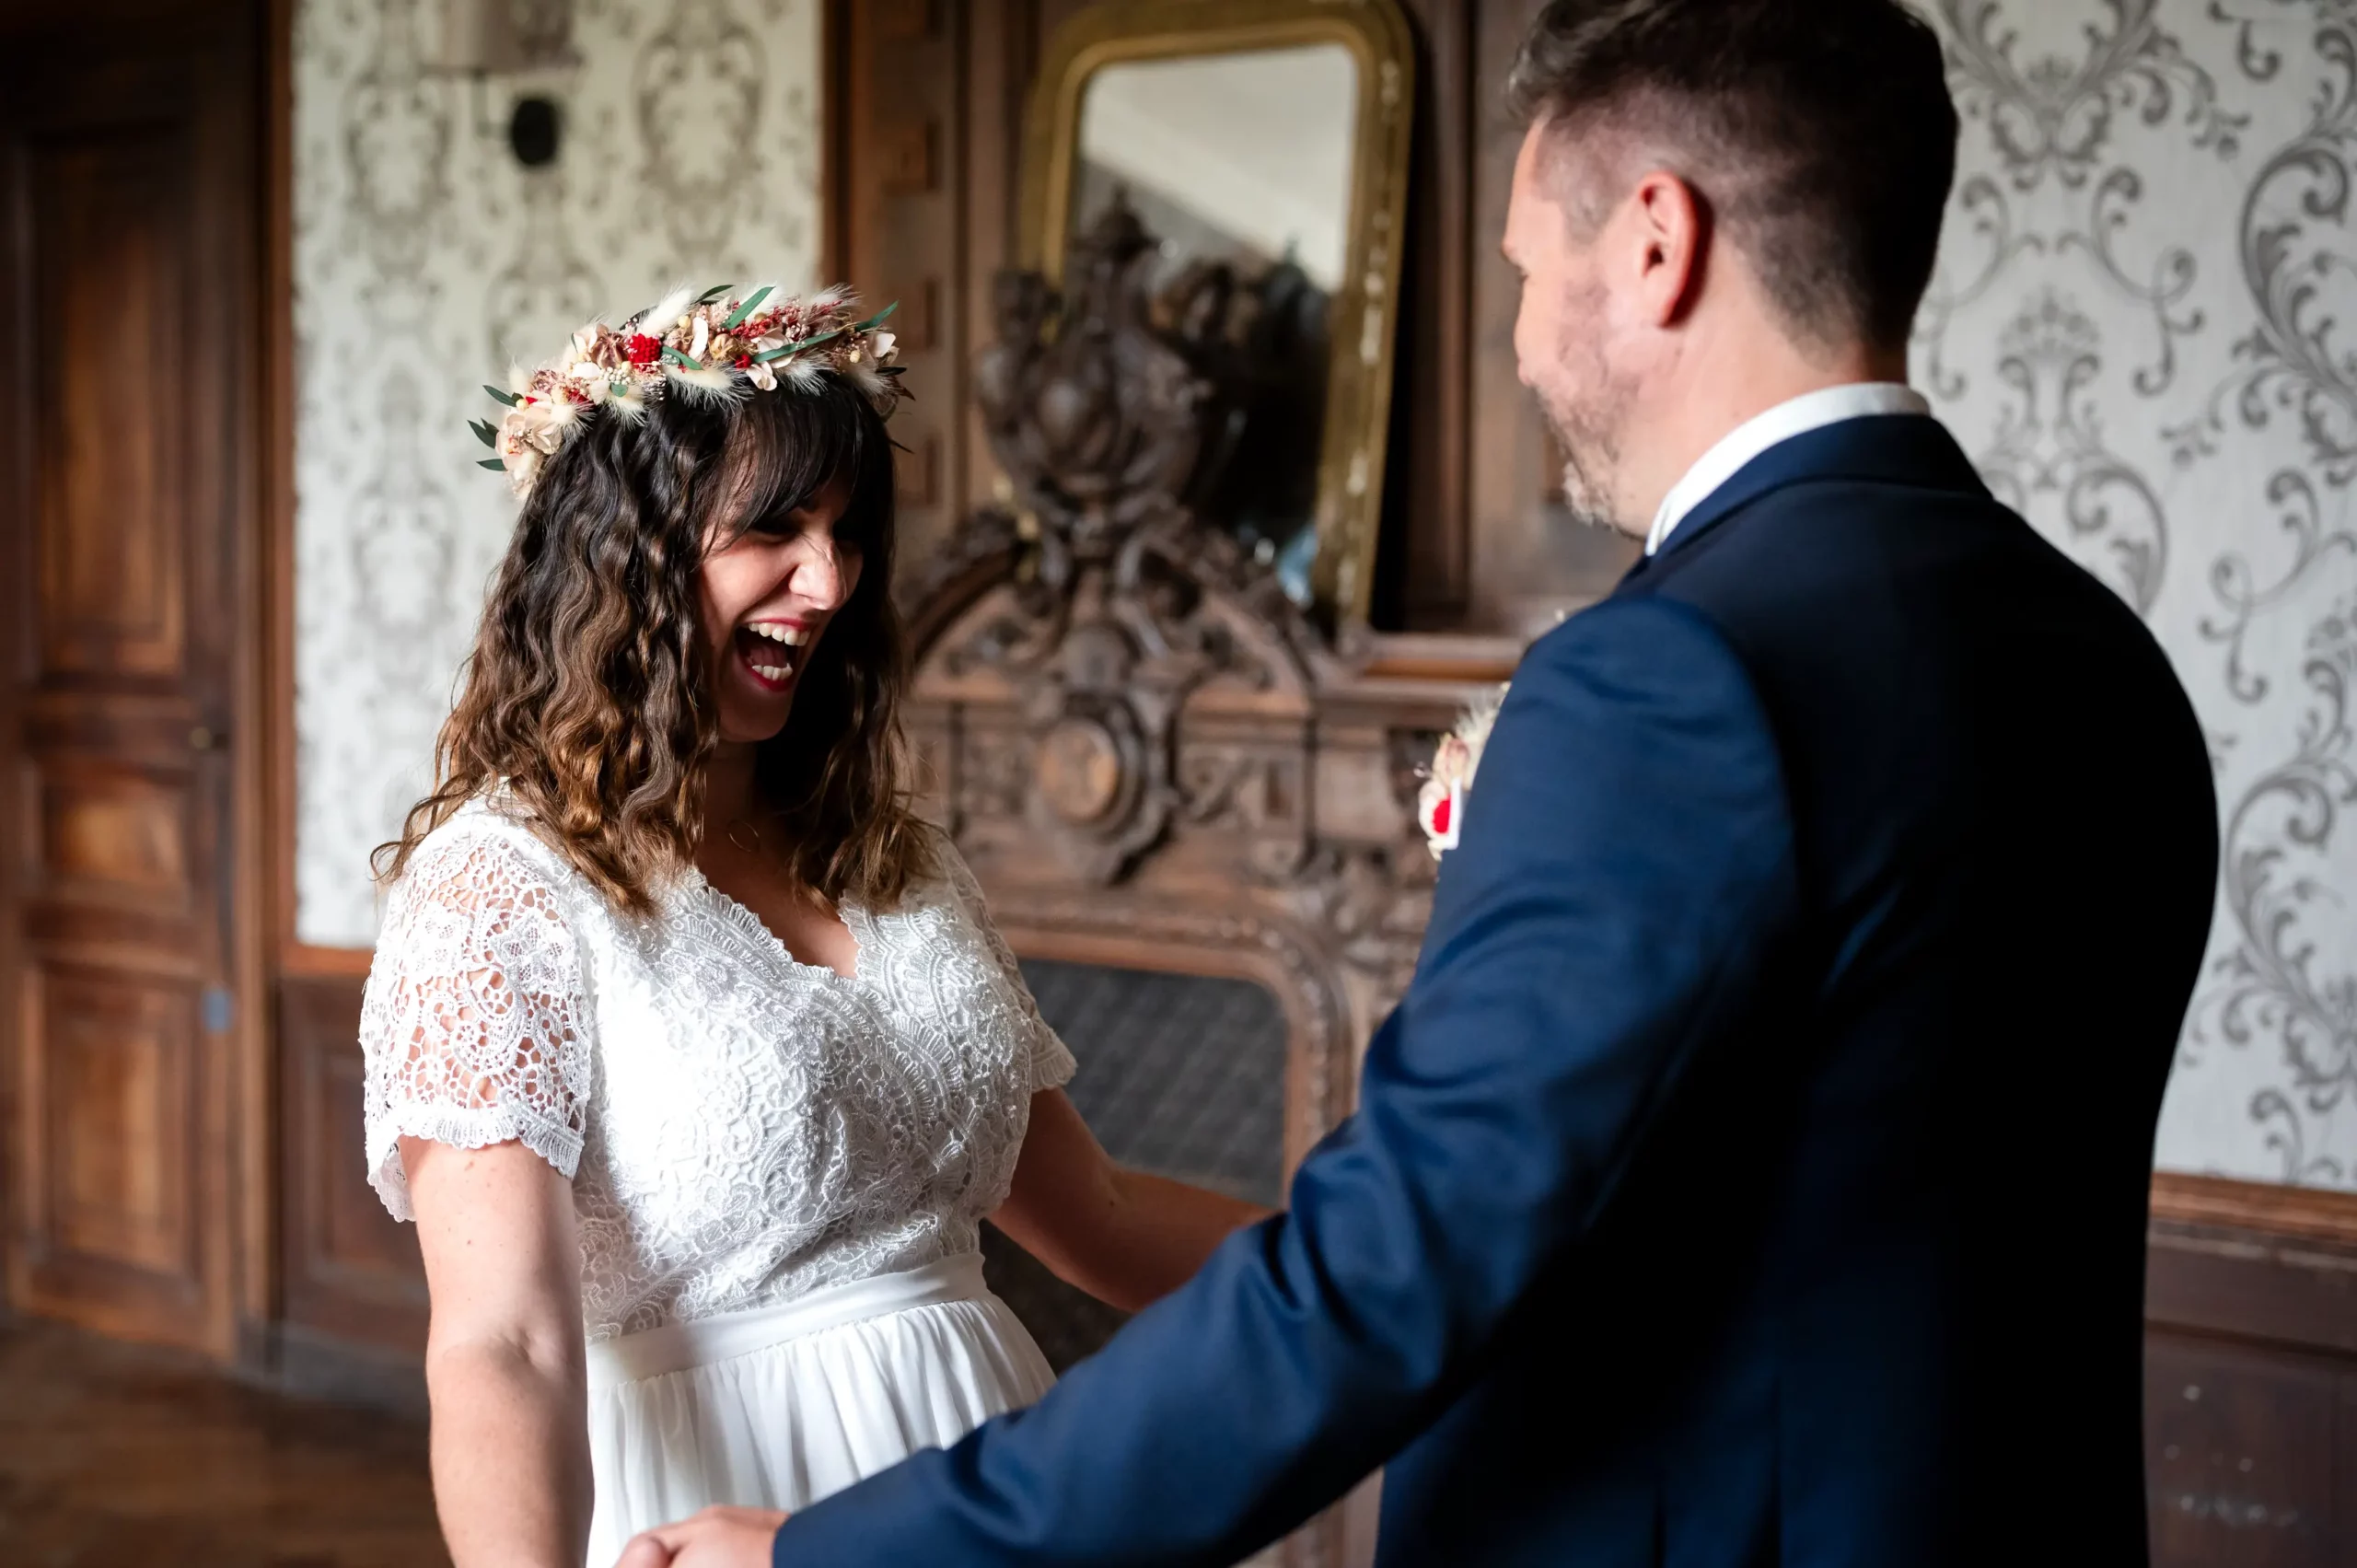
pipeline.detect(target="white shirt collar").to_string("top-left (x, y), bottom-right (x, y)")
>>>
top-left (1643, 382), bottom-right (1933, 556)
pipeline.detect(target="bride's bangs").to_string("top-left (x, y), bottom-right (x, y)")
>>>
top-left (713, 376), bottom-right (897, 558)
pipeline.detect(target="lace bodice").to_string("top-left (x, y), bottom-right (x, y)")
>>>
top-left (359, 799), bottom-right (1074, 1342)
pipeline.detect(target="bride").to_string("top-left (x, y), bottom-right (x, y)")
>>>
top-left (359, 285), bottom-right (1270, 1568)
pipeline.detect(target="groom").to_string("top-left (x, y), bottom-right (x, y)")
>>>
top-left (626, 0), bottom-right (2217, 1562)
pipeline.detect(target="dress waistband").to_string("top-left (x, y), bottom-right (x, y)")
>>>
top-left (585, 1252), bottom-right (989, 1390)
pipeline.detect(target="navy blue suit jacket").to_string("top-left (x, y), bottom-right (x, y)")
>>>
top-left (774, 415), bottom-right (2217, 1565)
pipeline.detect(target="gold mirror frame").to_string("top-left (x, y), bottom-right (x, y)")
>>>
top-left (1018, 0), bottom-right (1416, 632)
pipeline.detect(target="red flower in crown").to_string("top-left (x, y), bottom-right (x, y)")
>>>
top-left (625, 332), bottom-right (662, 366)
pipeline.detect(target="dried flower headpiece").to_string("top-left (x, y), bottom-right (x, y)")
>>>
top-left (470, 282), bottom-right (903, 498)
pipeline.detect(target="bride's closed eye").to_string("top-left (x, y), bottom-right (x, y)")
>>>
top-left (747, 509), bottom-right (863, 557)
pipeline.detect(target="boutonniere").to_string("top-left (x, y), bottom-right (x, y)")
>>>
top-left (1417, 684), bottom-right (1507, 859)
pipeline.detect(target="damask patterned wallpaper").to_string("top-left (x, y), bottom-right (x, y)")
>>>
top-left (290, 0), bottom-right (821, 946)
top-left (291, 0), bottom-right (2352, 1191)
top-left (1911, 0), bottom-right (2356, 1190)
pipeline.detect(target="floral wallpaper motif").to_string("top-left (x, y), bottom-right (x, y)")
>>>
top-left (292, 0), bottom-right (2351, 1190)
top-left (1914, 0), bottom-right (2356, 1190)
top-left (293, 0), bottom-right (820, 946)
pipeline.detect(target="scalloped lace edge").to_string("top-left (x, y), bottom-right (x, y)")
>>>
top-left (366, 1103), bottom-right (586, 1223)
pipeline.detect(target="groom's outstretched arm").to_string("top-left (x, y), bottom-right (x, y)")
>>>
top-left (777, 597), bottom-right (1801, 1567)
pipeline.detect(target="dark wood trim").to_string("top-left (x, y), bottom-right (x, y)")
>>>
top-left (2147, 1222), bottom-right (2357, 1360)
top-left (262, 0), bottom-right (300, 984)
top-left (819, 0), bottom-right (852, 286)
top-left (240, 0), bottom-right (296, 1359)
top-left (2152, 1171), bottom-right (2357, 1249)
top-left (960, 0), bottom-right (1027, 518)
top-left (280, 943), bottom-right (374, 980)
top-left (1390, 0), bottom-right (1475, 625)
top-left (2149, 1175), bottom-right (2357, 1362)
top-left (1356, 629), bottom-right (1523, 684)
top-left (0, 0), bottom-right (29, 1340)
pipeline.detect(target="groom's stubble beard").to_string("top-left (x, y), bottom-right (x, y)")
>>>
top-left (1537, 279), bottom-right (1634, 536)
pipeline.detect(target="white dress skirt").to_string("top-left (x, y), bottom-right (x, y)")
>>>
top-left (584, 1256), bottom-right (1055, 1563)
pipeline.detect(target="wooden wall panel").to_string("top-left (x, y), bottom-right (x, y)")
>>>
top-left (836, 0), bottom-right (972, 570)
top-left (277, 972), bottom-right (427, 1356)
top-left (2144, 1334), bottom-right (2350, 1565)
top-left (2144, 1179), bottom-right (2357, 1566)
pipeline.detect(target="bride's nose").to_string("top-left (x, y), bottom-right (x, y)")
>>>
top-left (791, 538), bottom-right (854, 611)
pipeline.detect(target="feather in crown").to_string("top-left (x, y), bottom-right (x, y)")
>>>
top-left (468, 283), bottom-right (903, 498)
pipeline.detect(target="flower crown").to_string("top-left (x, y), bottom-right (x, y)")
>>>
top-left (470, 282), bottom-right (903, 498)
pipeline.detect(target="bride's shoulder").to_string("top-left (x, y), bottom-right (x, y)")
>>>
top-left (386, 794), bottom-right (593, 916)
top-left (912, 826), bottom-right (983, 904)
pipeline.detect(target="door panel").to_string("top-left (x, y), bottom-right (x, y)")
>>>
top-left (36, 133), bottom-right (188, 680)
top-left (40, 759), bottom-right (196, 912)
top-left (45, 967), bottom-right (198, 1278)
top-left (2, 8), bottom-right (261, 1358)
top-left (279, 971), bottom-right (429, 1354)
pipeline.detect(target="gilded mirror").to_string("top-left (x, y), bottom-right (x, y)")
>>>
top-left (1020, 0), bottom-right (1414, 627)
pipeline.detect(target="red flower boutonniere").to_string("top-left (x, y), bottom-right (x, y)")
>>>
top-left (1418, 684), bottom-right (1506, 859)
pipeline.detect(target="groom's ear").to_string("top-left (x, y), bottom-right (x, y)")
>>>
top-left (1624, 170), bottom-right (1708, 331)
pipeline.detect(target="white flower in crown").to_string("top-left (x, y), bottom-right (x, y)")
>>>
top-left (1418, 684), bottom-right (1506, 859)
top-left (466, 281), bottom-right (905, 499)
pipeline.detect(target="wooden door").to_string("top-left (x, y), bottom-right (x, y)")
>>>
top-left (0, 4), bottom-right (265, 1357)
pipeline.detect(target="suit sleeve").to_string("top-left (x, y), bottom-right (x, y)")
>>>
top-left (774, 597), bottom-right (1802, 1567)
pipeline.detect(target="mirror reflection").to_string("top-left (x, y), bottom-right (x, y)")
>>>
top-left (1070, 43), bottom-right (1360, 603)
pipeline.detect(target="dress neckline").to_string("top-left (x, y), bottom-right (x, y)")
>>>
top-left (679, 864), bottom-right (873, 986)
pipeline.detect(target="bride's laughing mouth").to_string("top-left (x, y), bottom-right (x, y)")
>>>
top-left (734, 620), bottom-right (813, 693)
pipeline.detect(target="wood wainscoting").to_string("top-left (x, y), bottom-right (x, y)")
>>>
top-left (270, 960), bottom-right (428, 1410)
top-left (2145, 1174), bottom-right (2357, 1566)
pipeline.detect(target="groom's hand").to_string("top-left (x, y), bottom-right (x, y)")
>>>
top-left (613, 1505), bottom-right (788, 1568)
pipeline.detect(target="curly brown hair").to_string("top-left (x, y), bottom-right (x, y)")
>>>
top-left (373, 374), bottom-right (932, 914)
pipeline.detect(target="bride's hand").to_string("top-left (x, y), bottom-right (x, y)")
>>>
top-left (614, 1505), bottom-right (789, 1568)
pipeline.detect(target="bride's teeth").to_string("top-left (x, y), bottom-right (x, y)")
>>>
top-left (776, 626), bottom-right (808, 646)
top-left (752, 663), bottom-right (789, 680)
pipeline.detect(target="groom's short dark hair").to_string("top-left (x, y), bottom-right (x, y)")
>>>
top-left (1506, 0), bottom-right (1957, 354)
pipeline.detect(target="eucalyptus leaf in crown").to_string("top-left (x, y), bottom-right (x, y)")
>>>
top-left (469, 283), bottom-right (903, 498)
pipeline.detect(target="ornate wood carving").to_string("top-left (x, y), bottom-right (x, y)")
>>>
top-left (907, 194), bottom-right (1488, 1568)
top-left (905, 200), bottom-right (1481, 1194)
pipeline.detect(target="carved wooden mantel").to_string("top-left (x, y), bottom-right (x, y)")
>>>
top-left (900, 200), bottom-right (1508, 1176)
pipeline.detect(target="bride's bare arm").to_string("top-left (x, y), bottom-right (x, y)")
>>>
top-left (991, 1089), bottom-right (1275, 1312)
top-left (404, 1135), bottom-right (592, 1568)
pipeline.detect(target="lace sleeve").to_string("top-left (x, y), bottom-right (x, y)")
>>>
top-left (939, 842), bottom-right (1077, 1094)
top-left (358, 821), bottom-right (596, 1221)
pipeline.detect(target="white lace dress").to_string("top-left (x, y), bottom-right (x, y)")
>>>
top-left (358, 798), bottom-right (1072, 1565)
